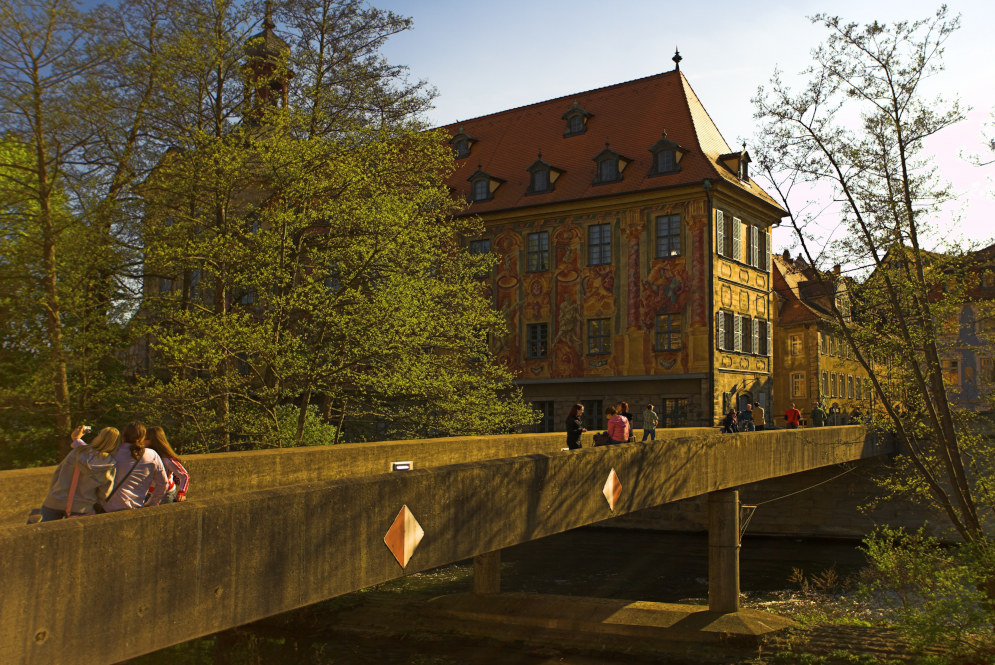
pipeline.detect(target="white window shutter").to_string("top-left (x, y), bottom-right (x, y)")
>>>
top-left (734, 315), bottom-right (742, 352)
top-left (750, 227), bottom-right (759, 267)
top-left (716, 210), bottom-right (725, 257)
top-left (717, 312), bottom-right (726, 349)
top-left (753, 318), bottom-right (760, 354)
top-left (766, 320), bottom-right (772, 356)
top-left (732, 217), bottom-right (742, 262)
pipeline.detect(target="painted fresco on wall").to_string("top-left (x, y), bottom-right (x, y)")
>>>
top-left (480, 199), bottom-right (708, 381)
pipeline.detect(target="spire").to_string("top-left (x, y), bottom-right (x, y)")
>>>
top-left (263, 0), bottom-right (275, 30)
top-left (672, 47), bottom-right (682, 72)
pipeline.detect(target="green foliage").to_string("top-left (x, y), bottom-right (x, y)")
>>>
top-left (859, 527), bottom-right (995, 659)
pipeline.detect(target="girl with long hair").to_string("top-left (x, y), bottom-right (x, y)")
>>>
top-left (102, 421), bottom-right (169, 512)
top-left (565, 403), bottom-right (586, 450)
top-left (39, 427), bottom-right (120, 521)
top-left (144, 427), bottom-right (190, 503)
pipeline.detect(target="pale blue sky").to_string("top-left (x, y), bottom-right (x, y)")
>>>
top-left (376, 0), bottom-right (995, 253)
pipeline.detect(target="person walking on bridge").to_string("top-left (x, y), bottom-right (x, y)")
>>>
top-left (565, 403), bottom-right (587, 450)
top-left (641, 403), bottom-right (659, 441)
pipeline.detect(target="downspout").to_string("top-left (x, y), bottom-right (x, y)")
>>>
top-left (703, 179), bottom-right (715, 425)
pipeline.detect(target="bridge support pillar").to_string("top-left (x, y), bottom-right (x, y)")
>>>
top-left (708, 489), bottom-right (740, 613)
top-left (473, 549), bottom-right (501, 594)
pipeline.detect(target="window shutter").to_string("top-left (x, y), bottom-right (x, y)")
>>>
top-left (716, 210), bottom-right (725, 257)
top-left (717, 311), bottom-right (726, 349)
top-left (763, 228), bottom-right (771, 272)
top-left (734, 315), bottom-right (742, 352)
top-left (750, 227), bottom-right (759, 267)
top-left (753, 318), bottom-right (760, 354)
top-left (732, 217), bottom-right (742, 262)
top-left (766, 320), bottom-right (772, 356)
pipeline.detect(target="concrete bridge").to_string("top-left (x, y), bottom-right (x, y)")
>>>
top-left (0, 426), bottom-right (890, 665)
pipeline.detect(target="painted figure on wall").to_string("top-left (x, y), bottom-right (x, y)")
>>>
top-left (552, 223), bottom-right (584, 377)
top-left (493, 229), bottom-right (523, 373)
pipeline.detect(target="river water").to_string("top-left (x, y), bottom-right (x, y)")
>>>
top-left (126, 528), bottom-right (868, 665)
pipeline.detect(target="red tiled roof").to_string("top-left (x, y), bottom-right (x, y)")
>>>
top-left (440, 70), bottom-right (784, 215)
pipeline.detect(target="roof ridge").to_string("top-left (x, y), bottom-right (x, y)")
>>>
top-left (435, 70), bottom-right (682, 130)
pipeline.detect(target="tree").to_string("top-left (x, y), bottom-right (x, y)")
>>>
top-left (134, 0), bottom-right (534, 452)
top-left (754, 6), bottom-right (995, 653)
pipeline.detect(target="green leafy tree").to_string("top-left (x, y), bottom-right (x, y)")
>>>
top-left (754, 6), bottom-right (995, 653)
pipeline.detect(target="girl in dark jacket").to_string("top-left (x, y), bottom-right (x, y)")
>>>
top-left (721, 409), bottom-right (739, 433)
top-left (565, 403), bottom-right (586, 450)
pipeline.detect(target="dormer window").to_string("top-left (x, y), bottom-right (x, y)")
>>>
top-left (525, 153), bottom-right (563, 195)
top-left (562, 101), bottom-right (593, 137)
top-left (449, 128), bottom-right (475, 159)
top-left (592, 143), bottom-right (629, 185)
top-left (467, 166), bottom-right (503, 202)
top-left (648, 131), bottom-right (688, 177)
top-left (718, 148), bottom-right (752, 182)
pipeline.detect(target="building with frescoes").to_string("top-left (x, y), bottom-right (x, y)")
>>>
top-left (443, 55), bottom-right (786, 430)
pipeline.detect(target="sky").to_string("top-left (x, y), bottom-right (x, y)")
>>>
top-left (375, 0), bottom-right (995, 256)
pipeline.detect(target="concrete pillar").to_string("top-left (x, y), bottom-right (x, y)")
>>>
top-left (473, 550), bottom-right (500, 594)
top-left (708, 489), bottom-right (740, 613)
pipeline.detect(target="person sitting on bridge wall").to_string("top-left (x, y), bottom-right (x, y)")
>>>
top-left (721, 409), bottom-right (738, 433)
top-left (101, 422), bottom-right (169, 513)
top-left (785, 403), bottom-right (802, 429)
top-left (606, 406), bottom-right (631, 445)
top-left (39, 426), bottom-right (120, 522)
top-left (565, 403), bottom-right (587, 450)
top-left (144, 427), bottom-right (190, 503)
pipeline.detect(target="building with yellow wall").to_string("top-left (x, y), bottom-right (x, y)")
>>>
top-left (443, 61), bottom-right (785, 430)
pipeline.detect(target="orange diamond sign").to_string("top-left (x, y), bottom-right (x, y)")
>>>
top-left (384, 505), bottom-right (424, 568)
top-left (603, 468), bottom-right (622, 512)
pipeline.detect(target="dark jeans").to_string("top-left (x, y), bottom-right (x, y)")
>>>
top-left (755, 425), bottom-right (765, 431)
top-left (641, 429), bottom-right (656, 441)
top-left (787, 423), bottom-right (798, 429)
top-left (40, 505), bottom-right (87, 522)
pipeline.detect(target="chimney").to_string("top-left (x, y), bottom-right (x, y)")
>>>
top-left (832, 264), bottom-right (841, 275)
top-left (782, 249), bottom-right (791, 261)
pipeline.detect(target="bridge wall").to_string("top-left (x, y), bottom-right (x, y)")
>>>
top-left (0, 427), bottom-right (888, 665)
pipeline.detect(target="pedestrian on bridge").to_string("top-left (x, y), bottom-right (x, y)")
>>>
top-left (606, 406), bottom-right (631, 445)
top-left (739, 404), bottom-right (755, 432)
top-left (753, 401), bottom-right (766, 431)
top-left (785, 403), bottom-right (802, 429)
top-left (101, 422), bottom-right (169, 512)
top-left (565, 404), bottom-right (587, 450)
top-left (641, 403), bottom-right (659, 441)
top-left (144, 427), bottom-right (190, 502)
top-left (721, 409), bottom-right (738, 433)
top-left (38, 426), bottom-right (120, 521)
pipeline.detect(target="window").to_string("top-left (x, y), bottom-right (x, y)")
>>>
top-left (567, 114), bottom-right (584, 134)
top-left (660, 398), bottom-right (688, 428)
top-left (790, 334), bottom-right (803, 356)
top-left (740, 316), bottom-right (753, 354)
top-left (716, 210), bottom-right (731, 257)
top-left (472, 178), bottom-right (489, 202)
top-left (855, 378), bottom-right (862, 400)
top-left (469, 239), bottom-right (490, 254)
top-left (655, 214), bottom-right (681, 258)
top-left (746, 225), bottom-right (758, 267)
top-left (717, 310), bottom-right (735, 351)
top-left (526, 323), bottom-right (548, 359)
top-left (597, 157), bottom-right (618, 182)
top-left (656, 150), bottom-right (676, 173)
top-left (791, 372), bottom-right (806, 398)
top-left (158, 277), bottom-right (173, 294)
top-left (526, 231), bottom-right (549, 272)
top-left (531, 401), bottom-right (554, 433)
top-left (757, 227), bottom-right (770, 272)
top-left (848, 375), bottom-right (854, 399)
top-left (655, 314), bottom-right (682, 351)
top-left (563, 104), bottom-right (591, 137)
top-left (454, 138), bottom-right (470, 158)
top-left (981, 358), bottom-right (994, 382)
top-left (756, 318), bottom-right (770, 356)
top-left (582, 400), bottom-right (603, 430)
top-left (588, 223), bottom-right (611, 266)
top-left (821, 371), bottom-right (829, 396)
top-left (819, 332), bottom-right (827, 355)
top-left (587, 318), bottom-right (611, 354)
top-left (530, 168), bottom-right (550, 193)
top-left (830, 373), bottom-right (837, 397)
top-left (982, 270), bottom-right (995, 289)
